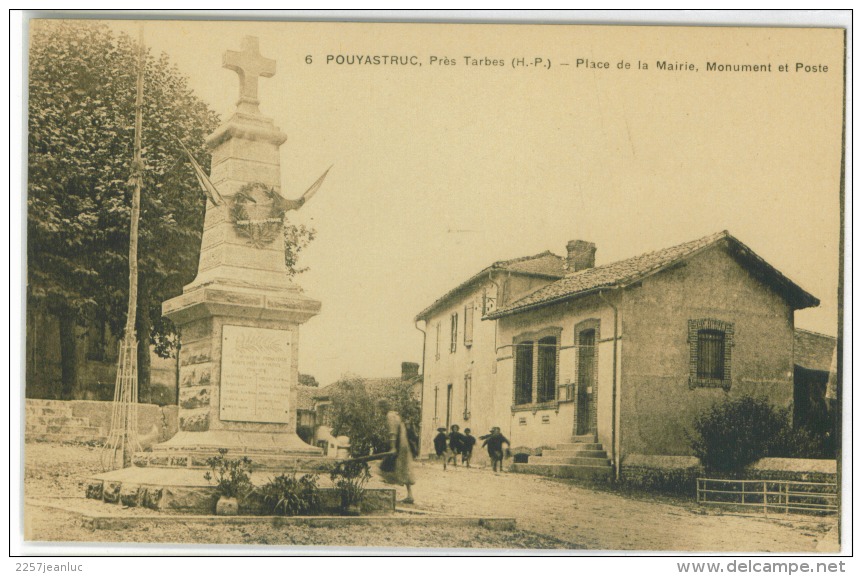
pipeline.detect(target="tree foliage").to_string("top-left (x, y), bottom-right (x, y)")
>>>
top-left (28, 20), bottom-right (221, 397)
top-left (327, 377), bottom-right (420, 457)
top-left (298, 373), bottom-right (319, 387)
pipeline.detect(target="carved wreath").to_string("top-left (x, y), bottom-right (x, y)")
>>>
top-left (230, 182), bottom-right (286, 248)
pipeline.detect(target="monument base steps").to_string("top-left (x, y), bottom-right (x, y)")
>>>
top-left (86, 466), bottom-right (397, 514)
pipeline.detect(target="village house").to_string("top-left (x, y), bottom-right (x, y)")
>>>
top-left (416, 231), bottom-right (821, 476)
top-left (414, 250), bottom-right (568, 463)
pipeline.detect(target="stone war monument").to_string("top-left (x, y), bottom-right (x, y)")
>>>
top-left (87, 37), bottom-right (348, 511)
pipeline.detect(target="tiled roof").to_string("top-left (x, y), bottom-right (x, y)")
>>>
top-left (314, 376), bottom-right (420, 401)
top-left (295, 386), bottom-right (317, 411)
top-left (487, 231), bottom-right (819, 319)
top-left (794, 329), bottom-right (836, 372)
top-left (415, 251), bottom-right (566, 320)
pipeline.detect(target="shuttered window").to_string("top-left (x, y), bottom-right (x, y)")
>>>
top-left (463, 372), bottom-right (472, 419)
top-left (464, 303), bottom-right (474, 346)
top-left (450, 313), bottom-right (458, 353)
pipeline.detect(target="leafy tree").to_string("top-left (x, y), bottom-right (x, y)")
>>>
top-left (298, 373), bottom-right (319, 387)
top-left (284, 223), bottom-right (316, 279)
top-left (28, 21), bottom-right (220, 399)
top-left (327, 377), bottom-right (420, 457)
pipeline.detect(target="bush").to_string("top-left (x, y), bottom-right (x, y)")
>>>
top-left (203, 449), bottom-right (254, 500)
top-left (330, 460), bottom-right (371, 513)
top-left (257, 472), bottom-right (321, 516)
top-left (621, 467), bottom-right (701, 495)
top-left (688, 396), bottom-right (791, 472)
top-left (327, 376), bottom-right (420, 457)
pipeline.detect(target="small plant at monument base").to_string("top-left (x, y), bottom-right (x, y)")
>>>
top-left (330, 460), bottom-right (372, 516)
top-left (203, 448), bottom-right (254, 515)
top-left (257, 472), bottom-right (321, 516)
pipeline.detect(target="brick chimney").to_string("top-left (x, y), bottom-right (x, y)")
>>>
top-left (566, 240), bottom-right (596, 272)
top-left (401, 362), bottom-right (420, 381)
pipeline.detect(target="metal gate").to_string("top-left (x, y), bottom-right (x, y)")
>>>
top-left (697, 478), bottom-right (838, 514)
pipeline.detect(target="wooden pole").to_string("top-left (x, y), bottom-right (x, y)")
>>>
top-left (100, 23), bottom-right (146, 471)
top-left (122, 24), bottom-right (145, 468)
top-left (127, 24), bottom-right (144, 335)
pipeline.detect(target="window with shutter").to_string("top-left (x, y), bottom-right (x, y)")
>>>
top-left (450, 312), bottom-right (458, 353)
top-left (464, 303), bottom-right (474, 346)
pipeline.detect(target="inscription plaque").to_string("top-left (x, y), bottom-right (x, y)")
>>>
top-left (220, 325), bottom-right (292, 423)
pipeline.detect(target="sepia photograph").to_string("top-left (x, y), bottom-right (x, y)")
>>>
top-left (14, 11), bottom-right (849, 558)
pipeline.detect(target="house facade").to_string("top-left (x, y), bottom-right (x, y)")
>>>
top-left (418, 231), bottom-right (820, 474)
top-left (415, 250), bottom-right (567, 462)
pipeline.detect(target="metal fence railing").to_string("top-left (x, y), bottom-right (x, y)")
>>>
top-left (696, 478), bottom-right (838, 514)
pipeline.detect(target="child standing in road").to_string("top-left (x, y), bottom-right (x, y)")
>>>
top-left (461, 428), bottom-right (477, 468)
top-left (482, 426), bottom-right (510, 473)
top-left (433, 427), bottom-right (449, 470)
top-left (447, 424), bottom-right (465, 467)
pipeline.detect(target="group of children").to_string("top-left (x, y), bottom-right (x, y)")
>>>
top-left (433, 424), bottom-right (510, 472)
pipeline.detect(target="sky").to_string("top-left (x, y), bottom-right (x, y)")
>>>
top-left (77, 19), bottom-right (847, 386)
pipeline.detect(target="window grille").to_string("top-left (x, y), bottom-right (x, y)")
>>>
top-left (688, 319), bottom-right (734, 390)
top-left (537, 336), bottom-right (557, 403)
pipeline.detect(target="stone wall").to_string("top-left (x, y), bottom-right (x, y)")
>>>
top-left (620, 454), bottom-right (837, 494)
top-left (26, 399), bottom-right (178, 444)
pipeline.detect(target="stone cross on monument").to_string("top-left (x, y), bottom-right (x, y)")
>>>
top-left (223, 36), bottom-right (275, 115)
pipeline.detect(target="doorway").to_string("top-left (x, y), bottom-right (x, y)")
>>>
top-left (576, 329), bottom-right (596, 435)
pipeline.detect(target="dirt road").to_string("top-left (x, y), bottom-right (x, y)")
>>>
top-left (22, 443), bottom-right (838, 552)
top-left (369, 461), bottom-right (838, 552)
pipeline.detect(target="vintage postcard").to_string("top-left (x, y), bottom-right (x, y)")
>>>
top-left (16, 13), bottom-right (848, 558)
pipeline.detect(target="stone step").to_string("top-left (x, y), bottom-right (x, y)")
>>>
top-left (26, 424), bottom-right (105, 436)
top-left (545, 448), bottom-right (608, 458)
top-left (532, 456), bottom-right (610, 466)
top-left (134, 450), bottom-right (334, 472)
top-left (555, 442), bottom-right (603, 451)
top-left (85, 470), bottom-right (397, 514)
top-left (25, 406), bottom-right (74, 417)
top-left (26, 416), bottom-right (90, 427)
top-left (26, 398), bottom-right (71, 405)
top-left (27, 432), bottom-right (108, 444)
top-left (511, 462), bottom-right (613, 480)
top-left (570, 434), bottom-right (597, 443)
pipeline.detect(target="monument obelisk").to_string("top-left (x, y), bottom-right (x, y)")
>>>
top-left (152, 36), bottom-right (323, 461)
